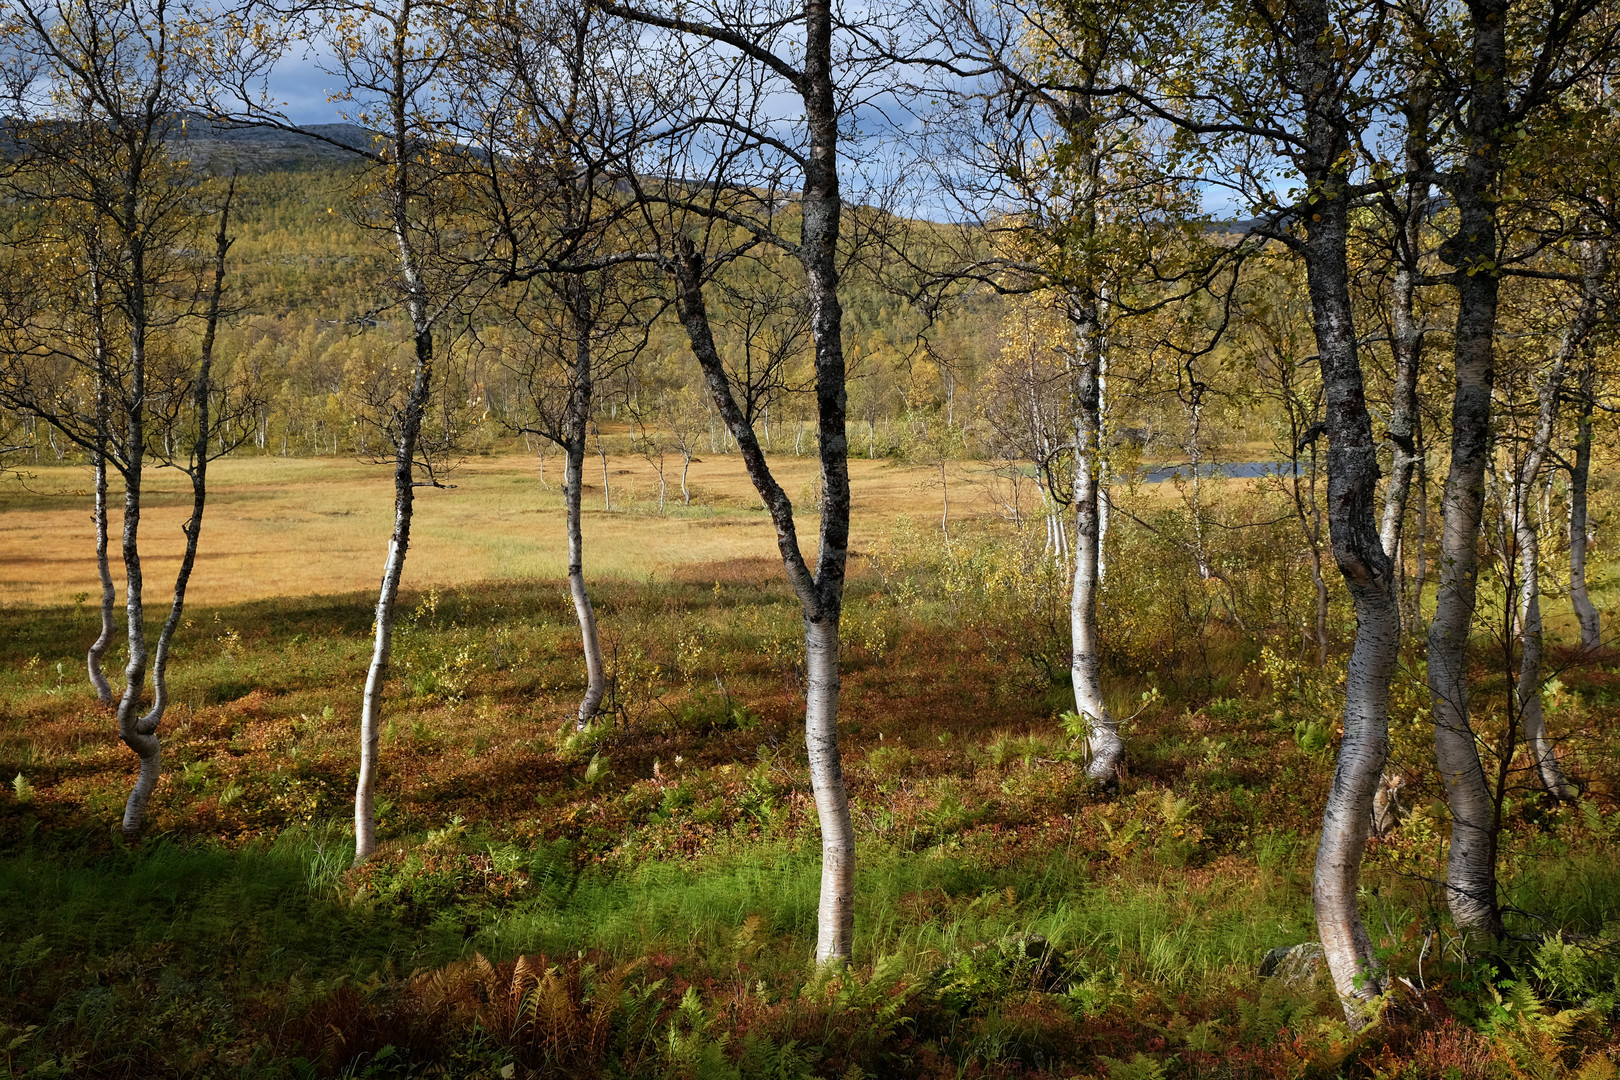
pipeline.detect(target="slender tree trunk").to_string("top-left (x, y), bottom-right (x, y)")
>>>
top-left (1295, 442), bottom-right (1331, 668)
top-left (1570, 354), bottom-right (1601, 651)
top-left (1426, 0), bottom-right (1508, 940)
top-left (567, 435), bottom-right (607, 728)
top-left (356, 328), bottom-right (430, 863)
top-left (562, 283), bottom-right (608, 729)
top-left (1512, 241), bottom-right (1604, 801)
top-left (1071, 295), bottom-right (1122, 786)
top-left (87, 262), bottom-right (116, 704)
top-left (114, 444), bottom-right (156, 838)
top-left (681, 451), bottom-right (691, 505)
top-left (670, 233), bottom-right (854, 964)
top-left (89, 437), bottom-right (115, 704)
top-left (356, 93), bottom-right (437, 862)
top-left (1290, 0), bottom-right (1399, 1021)
top-left (1380, 241), bottom-right (1424, 563)
top-left (110, 212), bottom-right (161, 837)
top-left (1412, 423), bottom-right (1429, 625)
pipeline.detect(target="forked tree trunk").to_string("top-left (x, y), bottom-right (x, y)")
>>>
top-left (669, 235), bottom-right (854, 964)
top-left (110, 212), bottom-right (161, 837)
top-left (1569, 357), bottom-right (1601, 651)
top-left (1426, 0), bottom-right (1508, 940)
top-left (135, 201), bottom-right (231, 791)
top-left (613, 0), bottom-right (855, 964)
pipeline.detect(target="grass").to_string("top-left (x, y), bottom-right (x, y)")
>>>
top-left (0, 445), bottom-right (1008, 607)
top-left (1, 455), bottom-right (1619, 1077)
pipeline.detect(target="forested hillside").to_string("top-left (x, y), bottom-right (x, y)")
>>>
top-left (2, 0), bottom-right (1620, 1077)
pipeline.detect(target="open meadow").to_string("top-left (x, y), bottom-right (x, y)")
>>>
top-left (0, 448), bottom-right (1005, 607)
top-left (1, 450), bottom-right (1619, 1079)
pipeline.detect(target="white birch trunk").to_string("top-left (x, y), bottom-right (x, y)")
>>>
top-left (1510, 241), bottom-right (1605, 802)
top-left (89, 440), bottom-right (116, 704)
top-left (566, 438), bottom-right (607, 728)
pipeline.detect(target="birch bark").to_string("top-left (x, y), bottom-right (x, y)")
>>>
top-left (126, 198), bottom-right (234, 833)
top-left (1426, 0), bottom-right (1508, 939)
top-left (1510, 240), bottom-right (1607, 802)
top-left (564, 291), bottom-right (608, 728)
top-left (1569, 359), bottom-right (1601, 650)
top-left (1286, 0), bottom-right (1401, 1023)
top-left (669, 234), bottom-right (855, 962)
top-left (1071, 298), bottom-right (1121, 784)
top-left (354, 0), bottom-right (445, 862)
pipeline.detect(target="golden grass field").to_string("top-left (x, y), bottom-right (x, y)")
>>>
top-left (0, 446), bottom-right (1025, 606)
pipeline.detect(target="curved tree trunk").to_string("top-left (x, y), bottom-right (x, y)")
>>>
top-left (566, 435), bottom-right (607, 728)
top-left (564, 277), bottom-right (608, 730)
top-left (1426, 0), bottom-right (1508, 941)
top-left (1303, 187), bottom-right (1400, 1025)
top-left (88, 439), bottom-right (116, 704)
top-left (114, 447), bottom-right (155, 838)
top-left (1291, 0), bottom-right (1399, 1023)
top-left (114, 323), bottom-right (155, 835)
top-left (135, 198), bottom-right (231, 801)
top-left (355, 328), bottom-right (431, 864)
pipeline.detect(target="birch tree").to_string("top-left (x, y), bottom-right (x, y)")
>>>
top-left (592, 0), bottom-right (901, 963)
top-left (215, 0), bottom-right (490, 862)
top-left (451, 0), bottom-right (669, 729)
top-left (1404, 0), bottom-right (1620, 939)
top-left (0, 0), bottom-right (243, 836)
top-left (904, 0), bottom-right (1217, 787)
top-left (1504, 244), bottom-right (1607, 803)
top-left (1090, 0), bottom-right (1404, 1022)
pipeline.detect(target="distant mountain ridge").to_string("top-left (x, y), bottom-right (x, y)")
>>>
top-left (173, 118), bottom-right (375, 171)
top-left (0, 114), bottom-right (374, 172)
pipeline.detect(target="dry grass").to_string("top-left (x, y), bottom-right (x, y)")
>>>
top-left (0, 447), bottom-right (1019, 606)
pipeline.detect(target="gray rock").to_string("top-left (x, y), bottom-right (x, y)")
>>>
top-left (1258, 943), bottom-right (1328, 991)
